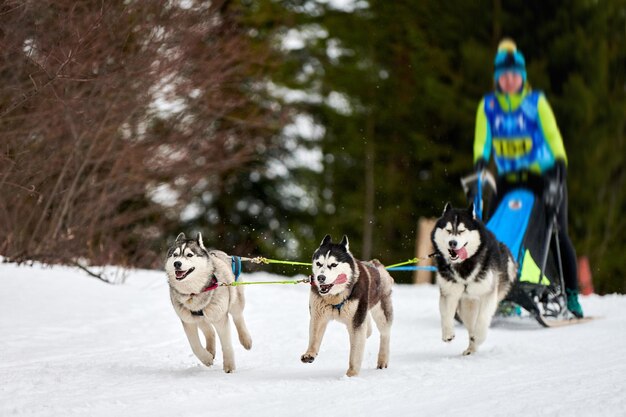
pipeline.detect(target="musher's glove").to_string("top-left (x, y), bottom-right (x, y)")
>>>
top-left (464, 159), bottom-right (487, 202)
top-left (474, 158), bottom-right (487, 173)
top-left (544, 178), bottom-right (562, 210)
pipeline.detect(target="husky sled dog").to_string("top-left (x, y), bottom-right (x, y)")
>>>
top-left (301, 235), bottom-right (394, 377)
top-left (165, 233), bottom-right (252, 373)
top-left (431, 203), bottom-right (516, 355)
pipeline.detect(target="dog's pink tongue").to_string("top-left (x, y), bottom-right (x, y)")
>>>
top-left (455, 247), bottom-right (468, 260)
top-left (334, 273), bottom-right (348, 284)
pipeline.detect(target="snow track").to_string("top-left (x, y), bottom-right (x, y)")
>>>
top-left (1, 262), bottom-right (624, 416)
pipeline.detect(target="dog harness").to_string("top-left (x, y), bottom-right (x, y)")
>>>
top-left (231, 256), bottom-right (242, 282)
top-left (188, 259), bottom-right (242, 317)
top-left (331, 287), bottom-right (355, 312)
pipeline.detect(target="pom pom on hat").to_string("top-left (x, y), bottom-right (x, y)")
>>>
top-left (497, 38), bottom-right (518, 54)
top-left (494, 38), bottom-right (527, 82)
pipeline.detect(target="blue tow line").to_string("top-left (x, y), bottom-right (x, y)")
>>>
top-left (387, 266), bottom-right (438, 272)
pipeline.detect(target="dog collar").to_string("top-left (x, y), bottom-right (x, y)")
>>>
top-left (332, 286), bottom-right (355, 312)
top-left (186, 274), bottom-right (220, 297)
top-left (332, 299), bottom-right (348, 312)
top-left (199, 275), bottom-right (220, 293)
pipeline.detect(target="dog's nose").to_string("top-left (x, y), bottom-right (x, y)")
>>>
top-left (449, 240), bottom-right (458, 249)
top-left (317, 275), bottom-right (326, 283)
top-left (174, 261), bottom-right (182, 269)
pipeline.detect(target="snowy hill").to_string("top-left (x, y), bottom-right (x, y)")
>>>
top-left (1, 261), bottom-right (625, 417)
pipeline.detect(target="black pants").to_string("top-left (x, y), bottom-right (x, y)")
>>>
top-left (489, 175), bottom-right (579, 292)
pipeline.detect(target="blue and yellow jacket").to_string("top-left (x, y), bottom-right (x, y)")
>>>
top-left (474, 85), bottom-right (567, 175)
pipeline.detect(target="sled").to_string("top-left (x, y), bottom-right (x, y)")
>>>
top-left (463, 170), bottom-right (589, 328)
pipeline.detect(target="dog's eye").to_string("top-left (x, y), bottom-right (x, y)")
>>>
top-left (186, 253), bottom-right (193, 258)
top-left (458, 229), bottom-right (466, 234)
top-left (445, 228), bottom-right (453, 233)
top-left (316, 262), bottom-right (323, 267)
top-left (330, 263), bottom-right (338, 268)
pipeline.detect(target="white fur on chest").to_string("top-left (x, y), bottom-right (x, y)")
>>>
top-left (170, 287), bottom-right (230, 323)
top-left (309, 293), bottom-right (358, 324)
top-left (437, 269), bottom-right (496, 299)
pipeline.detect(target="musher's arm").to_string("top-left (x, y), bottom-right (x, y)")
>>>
top-left (537, 95), bottom-right (568, 166)
top-left (473, 97), bottom-right (491, 168)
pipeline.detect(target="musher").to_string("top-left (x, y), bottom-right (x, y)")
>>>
top-left (472, 38), bottom-right (583, 318)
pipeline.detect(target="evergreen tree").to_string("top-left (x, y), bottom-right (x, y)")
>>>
top-left (254, 0), bottom-right (625, 291)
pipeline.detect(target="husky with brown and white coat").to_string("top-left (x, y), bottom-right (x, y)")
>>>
top-left (301, 235), bottom-right (394, 377)
top-left (165, 233), bottom-right (252, 373)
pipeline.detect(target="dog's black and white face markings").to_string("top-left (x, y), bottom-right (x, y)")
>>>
top-left (312, 235), bottom-right (354, 296)
top-left (166, 233), bottom-right (205, 280)
top-left (433, 203), bottom-right (482, 264)
top-left (165, 232), bottom-right (217, 291)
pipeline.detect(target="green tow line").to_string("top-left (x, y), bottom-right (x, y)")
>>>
top-left (220, 277), bottom-right (310, 287)
top-left (383, 258), bottom-right (421, 269)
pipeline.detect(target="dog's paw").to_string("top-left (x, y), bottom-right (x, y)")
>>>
top-left (377, 361), bottom-right (388, 369)
top-left (346, 368), bottom-right (359, 377)
top-left (301, 353), bottom-right (316, 363)
top-left (223, 362), bottom-right (236, 373)
top-left (442, 329), bottom-right (455, 342)
top-left (199, 352), bottom-right (214, 367)
top-left (462, 348), bottom-right (475, 356)
top-left (239, 334), bottom-right (252, 351)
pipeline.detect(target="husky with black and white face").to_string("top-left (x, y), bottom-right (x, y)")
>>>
top-left (431, 203), bottom-right (516, 356)
top-left (165, 232), bottom-right (252, 373)
top-left (301, 235), bottom-right (394, 377)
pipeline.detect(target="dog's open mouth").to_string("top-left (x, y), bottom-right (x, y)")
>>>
top-left (175, 267), bottom-right (195, 280)
top-left (448, 245), bottom-right (468, 261)
top-left (319, 283), bottom-right (333, 294)
top-left (317, 274), bottom-right (347, 295)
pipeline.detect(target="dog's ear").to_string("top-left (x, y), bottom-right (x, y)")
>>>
top-left (321, 234), bottom-right (332, 246)
top-left (196, 232), bottom-right (207, 251)
top-left (339, 235), bottom-right (349, 251)
top-left (443, 202), bottom-right (452, 215)
top-left (175, 232), bottom-right (186, 243)
top-left (468, 202), bottom-right (476, 219)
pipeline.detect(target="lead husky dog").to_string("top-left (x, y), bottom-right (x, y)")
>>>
top-left (301, 235), bottom-right (394, 377)
top-left (165, 233), bottom-right (252, 373)
top-left (431, 203), bottom-right (516, 355)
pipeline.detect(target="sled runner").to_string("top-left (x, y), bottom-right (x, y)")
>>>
top-left (463, 170), bottom-right (588, 327)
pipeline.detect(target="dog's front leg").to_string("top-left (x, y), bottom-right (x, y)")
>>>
top-left (213, 316), bottom-right (236, 373)
top-left (439, 283), bottom-right (463, 342)
top-left (458, 297), bottom-right (479, 355)
top-left (182, 321), bottom-right (214, 367)
top-left (198, 321), bottom-right (216, 359)
top-left (301, 312), bottom-right (330, 364)
top-left (467, 290), bottom-right (499, 355)
top-left (346, 323), bottom-right (368, 377)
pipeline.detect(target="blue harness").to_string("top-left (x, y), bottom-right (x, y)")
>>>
top-left (231, 256), bottom-right (242, 282)
top-left (332, 287), bottom-right (354, 312)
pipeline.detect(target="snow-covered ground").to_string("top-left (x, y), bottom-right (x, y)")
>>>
top-left (1, 261), bottom-right (624, 417)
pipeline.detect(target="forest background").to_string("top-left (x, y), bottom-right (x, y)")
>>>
top-left (1, 0), bottom-right (624, 293)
